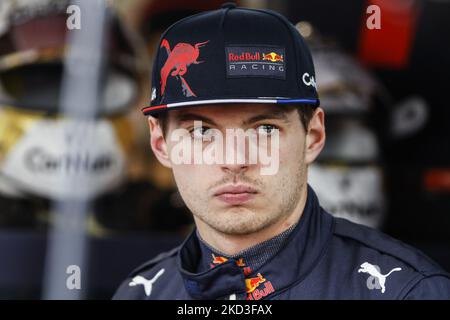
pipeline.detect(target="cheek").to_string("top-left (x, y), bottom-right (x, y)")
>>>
top-left (277, 134), bottom-right (305, 169)
top-left (172, 164), bottom-right (195, 185)
top-left (171, 164), bottom-right (211, 194)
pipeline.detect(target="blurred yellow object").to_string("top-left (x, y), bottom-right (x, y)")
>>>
top-left (0, 47), bottom-right (65, 72)
top-left (0, 106), bottom-right (45, 162)
top-left (0, 106), bottom-right (135, 199)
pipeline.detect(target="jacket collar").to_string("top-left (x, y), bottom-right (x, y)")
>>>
top-left (177, 184), bottom-right (334, 300)
top-left (195, 219), bottom-right (298, 276)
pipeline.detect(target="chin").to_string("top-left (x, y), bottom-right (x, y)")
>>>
top-left (223, 205), bottom-right (255, 213)
top-left (214, 223), bottom-right (260, 236)
top-left (211, 210), bottom-right (271, 235)
top-left (217, 206), bottom-right (262, 221)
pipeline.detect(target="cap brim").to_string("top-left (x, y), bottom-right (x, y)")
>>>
top-left (142, 98), bottom-right (320, 116)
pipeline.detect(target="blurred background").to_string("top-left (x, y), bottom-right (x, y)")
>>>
top-left (0, 0), bottom-right (448, 299)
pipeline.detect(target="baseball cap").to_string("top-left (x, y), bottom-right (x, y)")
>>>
top-left (143, 2), bottom-right (319, 116)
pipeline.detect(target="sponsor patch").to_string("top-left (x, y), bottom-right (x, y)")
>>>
top-left (225, 46), bottom-right (285, 79)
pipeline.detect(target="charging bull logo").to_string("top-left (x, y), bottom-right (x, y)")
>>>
top-left (211, 254), bottom-right (246, 267)
top-left (245, 273), bottom-right (266, 293)
top-left (211, 253), bottom-right (228, 266)
top-left (208, 254), bottom-right (275, 299)
top-left (159, 39), bottom-right (209, 98)
top-left (245, 273), bottom-right (275, 300)
top-left (210, 254), bottom-right (251, 275)
top-left (262, 52), bottom-right (283, 62)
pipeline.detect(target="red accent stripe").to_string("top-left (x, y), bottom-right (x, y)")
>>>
top-left (142, 105), bottom-right (168, 114)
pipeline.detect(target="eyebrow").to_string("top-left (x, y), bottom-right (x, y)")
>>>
top-left (174, 113), bottom-right (219, 127)
top-left (242, 109), bottom-right (291, 126)
top-left (173, 108), bottom-right (292, 127)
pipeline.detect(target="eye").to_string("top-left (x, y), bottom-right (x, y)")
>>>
top-left (257, 124), bottom-right (277, 135)
top-left (190, 126), bottom-right (212, 139)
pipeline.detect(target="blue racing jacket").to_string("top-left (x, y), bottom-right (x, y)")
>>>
top-left (113, 186), bottom-right (450, 300)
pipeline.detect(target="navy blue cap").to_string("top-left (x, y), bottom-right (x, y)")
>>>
top-left (143, 3), bottom-right (319, 116)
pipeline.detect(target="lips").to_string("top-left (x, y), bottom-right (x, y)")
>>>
top-left (213, 184), bottom-right (258, 205)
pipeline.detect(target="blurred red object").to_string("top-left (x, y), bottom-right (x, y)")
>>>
top-left (358, 0), bottom-right (420, 68)
top-left (424, 169), bottom-right (450, 193)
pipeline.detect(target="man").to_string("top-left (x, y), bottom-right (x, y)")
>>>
top-left (114, 4), bottom-right (450, 299)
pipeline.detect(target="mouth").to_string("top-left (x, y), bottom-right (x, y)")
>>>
top-left (213, 184), bottom-right (258, 205)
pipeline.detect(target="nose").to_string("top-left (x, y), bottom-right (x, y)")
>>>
top-left (220, 162), bottom-right (249, 175)
top-left (220, 141), bottom-right (252, 174)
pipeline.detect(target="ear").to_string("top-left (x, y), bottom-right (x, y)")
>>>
top-left (305, 107), bottom-right (326, 165)
top-left (148, 116), bottom-right (172, 168)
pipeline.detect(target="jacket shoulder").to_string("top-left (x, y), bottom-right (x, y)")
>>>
top-left (332, 217), bottom-right (447, 275)
top-left (129, 245), bottom-right (180, 277)
top-left (112, 246), bottom-right (181, 300)
top-left (330, 217), bottom-right (450, 299)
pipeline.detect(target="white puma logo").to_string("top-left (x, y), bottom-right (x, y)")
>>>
top-left (128, 268), bottom-right (165, 297)
top-left (358, 262), bottom-right (402, 293)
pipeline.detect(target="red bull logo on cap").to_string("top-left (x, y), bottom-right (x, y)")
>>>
top-left (262, 52), bottom-right (284, 62)
top-left (226, 46), bottom-right (286, 79)
top-left (159, 39), bottom-right (209, 98)
top-left (228, 52), bottom-right (261, 61)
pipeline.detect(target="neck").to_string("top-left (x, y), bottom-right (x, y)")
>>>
top-left (195, 184), bottom-right (308, 256)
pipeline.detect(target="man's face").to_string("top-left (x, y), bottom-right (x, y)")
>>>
top-left (149, 104), bottom-right (322, 236)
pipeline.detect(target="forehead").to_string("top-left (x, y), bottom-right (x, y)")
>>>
top-left (167, 103), bottom-right (296, 123)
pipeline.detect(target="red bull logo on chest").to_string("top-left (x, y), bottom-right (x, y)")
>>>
top-left (245, 273), bottom-right (275, 300)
